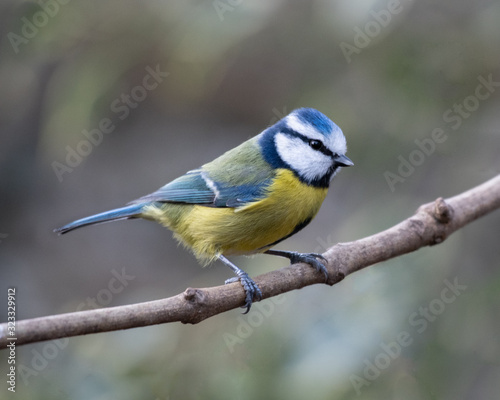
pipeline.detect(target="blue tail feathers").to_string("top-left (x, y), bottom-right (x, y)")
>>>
top-left (54, 204), bottom-right (145, 234)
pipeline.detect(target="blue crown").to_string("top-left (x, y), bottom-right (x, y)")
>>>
top-left (294, 108), bottom-right (334, 136)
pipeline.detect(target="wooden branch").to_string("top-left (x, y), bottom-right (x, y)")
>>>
top-left (2, 175), bottom-right (500, 348)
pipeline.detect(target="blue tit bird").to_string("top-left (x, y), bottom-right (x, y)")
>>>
top-left (55, 108), bottom-right (353, 313)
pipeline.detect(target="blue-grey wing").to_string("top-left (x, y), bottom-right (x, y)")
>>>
top-left (130, 170), bottom-right (215, 204)
top-left (130, 168), bottom-right (272, 208)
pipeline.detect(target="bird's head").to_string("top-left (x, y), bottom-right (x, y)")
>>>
top-left (259, 108), bottom-right (353, 187)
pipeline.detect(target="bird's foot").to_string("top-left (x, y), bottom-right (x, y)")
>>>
top-left (265, 249), bottom-right (329, 281)
top-left (225, 272), bottom-right (262, 314)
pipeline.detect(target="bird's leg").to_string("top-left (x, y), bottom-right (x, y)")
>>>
top-left (219, 255), bottom-right (262, 314)
top-left (264, 249), bottom-right (329, 281)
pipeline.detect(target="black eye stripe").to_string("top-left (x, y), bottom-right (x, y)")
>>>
top-left (280, 128), bottom-right (335, 158)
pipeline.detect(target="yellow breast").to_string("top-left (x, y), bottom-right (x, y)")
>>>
top-left (143, 169), bottom-right (328, 263)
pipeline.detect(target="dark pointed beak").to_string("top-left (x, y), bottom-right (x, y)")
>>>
top-left (335, 154), bottom-right (354, 167)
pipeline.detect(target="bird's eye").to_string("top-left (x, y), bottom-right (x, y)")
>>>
top-left (308, 139), bottom-right (323, 150)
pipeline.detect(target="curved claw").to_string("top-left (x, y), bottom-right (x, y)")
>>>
top-left (225, 272), bottom-right (262, 314)
top-left (265, 249), bottom-right (329, 281)
top-left (288, 252), bottom-right (329, 281)
top-left (307, 252), bottom-right (328, 263)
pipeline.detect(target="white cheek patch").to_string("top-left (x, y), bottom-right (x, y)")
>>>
top-left (275, 133), bottom-right (333, 182)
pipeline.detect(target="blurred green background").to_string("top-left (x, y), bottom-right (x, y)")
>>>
top-left (1, 0), bottom-right (499, 399)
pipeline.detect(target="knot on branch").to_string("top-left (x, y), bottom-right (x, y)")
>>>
top-left (180, 288), bottom-right (209, 325)
top-left (183, 287), bottom-right (205, 304)
top-left (326, 268), bottom-right (345, 286)
top-left (324, 252), bottom-right (347, 286)
top-left (433, 197), bottom-right (454, 223)
top-left (426, 197), bottom-right (454, 245)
